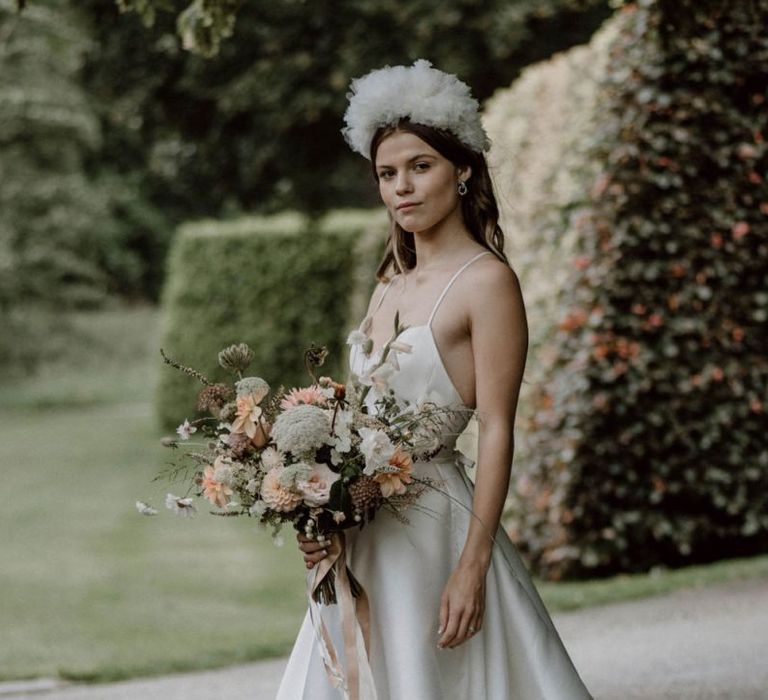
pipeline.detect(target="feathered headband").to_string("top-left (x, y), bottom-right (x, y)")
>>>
top-left (341, 59), bottom-right (491, 160)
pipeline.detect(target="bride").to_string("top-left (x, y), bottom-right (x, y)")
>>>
top-left (277, 59), bottom-right (593, 699)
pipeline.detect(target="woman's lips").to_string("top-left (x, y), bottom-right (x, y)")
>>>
top-left (397, 202), bottom-right (419, 210)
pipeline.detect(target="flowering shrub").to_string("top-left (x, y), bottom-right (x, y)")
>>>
top-left (492, 1), bottom-right (768, 579)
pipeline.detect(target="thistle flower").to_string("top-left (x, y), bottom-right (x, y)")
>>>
top-left (218, 343), bottom-right (255, 374)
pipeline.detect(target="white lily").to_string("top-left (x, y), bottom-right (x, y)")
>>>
top-left (389, 340), bottom-right (413, 354)
top-left (370, 362), bottom-right (396, 391)
top-left (346, 329), bottom-right (367, 346)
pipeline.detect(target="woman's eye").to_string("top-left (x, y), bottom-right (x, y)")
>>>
top-left (379, 171), bottom-right (394, 179)
top-left (415, 162), bottom-right (429, 171)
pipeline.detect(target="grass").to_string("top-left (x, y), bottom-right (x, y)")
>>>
top-left (1, 303), bottom-right (766, 684)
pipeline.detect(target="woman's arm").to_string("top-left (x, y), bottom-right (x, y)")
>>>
top-left (437, 262), bottom-right (528, 649)
top-left (460, 263), bottom-right (528, 569)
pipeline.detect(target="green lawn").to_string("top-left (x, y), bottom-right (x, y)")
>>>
top-left (1, 304), bottom-right (766, 683)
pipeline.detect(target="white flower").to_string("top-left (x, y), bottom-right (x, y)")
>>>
top-left (176, 419), bottom-right (197, 440)
top-left (389, 340), bottom-right (413, 354)
top-left (358, 427), bottom-right (396, 476)
top-left (235, 376), bottom-right (270, 401)
top-left (271, 404), bottom-right (331, 458)
top-left (249, 500), bottom-right (268, 517)
top-left (296, 462), bottom-right (341, 507)
top-left (165, 493), bottom-right (197, 517)
top-left (261, 446), bottom-right (285, 470)
top-left (342, 59), bottom-right (491, 160)
top-left (346, 328), bottom-right (368, 346)
top-left (332, 510), bottom-right (346, 524)
top-left (278, 462), bottom-right (314, 488)
top-left (328, 409), bottom-right (353, 458)
top-left (135, 500), bottom-right (158, 516)
top-left (246, 478), bottom-right (261, 495)
top-left (213, 458), bottom-right (236, 487)
top-left (273, 534), bottom-right (285, 547)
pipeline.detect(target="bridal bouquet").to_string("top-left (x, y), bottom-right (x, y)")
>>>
top-left (138, 338), bottom-right (460, 602)
top-left (137, 332), bottom-right (467, 698)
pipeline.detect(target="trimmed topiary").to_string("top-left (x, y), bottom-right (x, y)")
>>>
top-left (493, 1), bottom-right (768, 579)
top-left (155, 209), bottom-right (386, 430)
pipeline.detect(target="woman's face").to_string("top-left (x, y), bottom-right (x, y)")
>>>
top-left (374, 130), bottom-right (470, 235)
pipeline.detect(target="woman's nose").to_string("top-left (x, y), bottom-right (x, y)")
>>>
top-left (395, 172), bottom-right (413, 195)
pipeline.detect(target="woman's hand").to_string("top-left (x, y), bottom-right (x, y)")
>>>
top-left (437, 561), bottom-right (487, 649)
top-left (296, 531), bottom-right (331, 570)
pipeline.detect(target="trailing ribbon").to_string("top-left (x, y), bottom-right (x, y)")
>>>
top-left (308, 530), bottom-right (378, 700)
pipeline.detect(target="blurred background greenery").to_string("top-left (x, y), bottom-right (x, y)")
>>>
top-left (2, 0), bottom-right (766, 685)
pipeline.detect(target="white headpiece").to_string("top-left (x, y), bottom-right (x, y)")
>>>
top-left (341, 59), bottom-right (491, 160)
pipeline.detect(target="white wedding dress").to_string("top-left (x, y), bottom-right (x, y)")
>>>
top-left (275, 251), bottom-right (593, 699)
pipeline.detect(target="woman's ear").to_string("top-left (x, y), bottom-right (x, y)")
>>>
top-left (457, 164), bottom-right (472, 183)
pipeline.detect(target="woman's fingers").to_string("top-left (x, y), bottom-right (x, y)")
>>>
top-left (448, 608), bottom-right (476, 648)
top-left (438, 595), bottom-right (448, 642)
top-left (296, 531), bottom-right (332, 568)
top-left (438, 603), bottom-right (462, 648)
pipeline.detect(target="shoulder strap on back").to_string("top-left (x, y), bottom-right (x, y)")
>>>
top-left (427, 251), bottom-right (493, 327)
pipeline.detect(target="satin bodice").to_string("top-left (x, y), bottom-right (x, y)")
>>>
top-left (347, 251), bottom-right (493, 459)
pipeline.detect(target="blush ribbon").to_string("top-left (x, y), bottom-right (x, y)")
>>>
top-left (308, 530), bottom-right (378, 700)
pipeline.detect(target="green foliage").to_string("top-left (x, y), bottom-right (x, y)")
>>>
top-left (504, 1), bottom-right (768, 579)
top-left (0, 0), bottom-right (172, 373)
top-left (155, 208), bottom-right (386, 429)
top-left (74, 0), bottom-right (611, 217)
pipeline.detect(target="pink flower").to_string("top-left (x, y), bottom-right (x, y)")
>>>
top-left (280, 385), bottom-right (328, 409)
top-left (231, 395), bottom-right (263, 439)
top-left (374, 447), bottom-right (413, 498)
top-left (201, 464), bottom-right (233, 508)
top-left (260, 467), bottom-right (303, 513)
top-left (296, 462), bottom-right (341, 507)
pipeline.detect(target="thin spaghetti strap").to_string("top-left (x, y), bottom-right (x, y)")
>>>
top-left (370, 277), bottom-right (396, 316)
top-left (427, 251), bottom-right (493, 328)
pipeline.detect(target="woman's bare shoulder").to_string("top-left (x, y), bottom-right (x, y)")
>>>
top-left (466, 255), bottom-right (521, 293)
top-left (464, 256), bottom-right (525, 323)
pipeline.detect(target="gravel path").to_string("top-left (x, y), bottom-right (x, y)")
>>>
top-left (3, 576), bottom-right (766, 700)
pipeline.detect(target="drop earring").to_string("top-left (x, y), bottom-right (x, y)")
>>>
top-left (457, 180), bottom-right (468, 196)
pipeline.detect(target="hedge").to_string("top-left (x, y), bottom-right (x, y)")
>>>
top-left (491, 1), bottom-right (768, 579)
top-left (154, 209), bottom-right (387, 429)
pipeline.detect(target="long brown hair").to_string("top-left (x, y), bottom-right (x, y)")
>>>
top-left (370, 118), bottom-right (509, 282)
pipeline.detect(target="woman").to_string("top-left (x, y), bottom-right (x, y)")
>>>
top-left (276, 59), bottom-right (593, 699)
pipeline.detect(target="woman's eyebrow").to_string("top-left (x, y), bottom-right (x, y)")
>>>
top-left (376, 153), bottom-right (436, 169)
